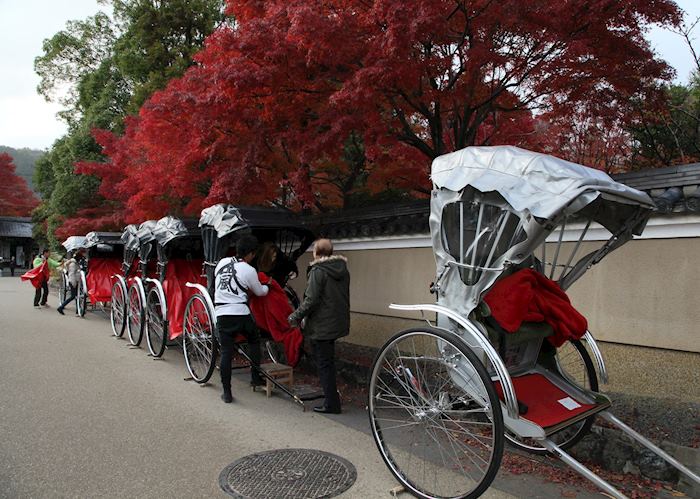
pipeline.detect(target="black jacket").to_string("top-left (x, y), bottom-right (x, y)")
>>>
top-left (289, 255), bottom-right (350, 341)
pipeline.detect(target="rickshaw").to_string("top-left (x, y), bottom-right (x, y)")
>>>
top-left (78, 231), bottom-right (124, 318)
top-left (181, 204), bottom-right (314, 392)
top-left (145, 216), bottom-right (206, 360)
top-left (367, 146), bottom-right (700, 499)
top-left (60, 236), bottom-right (87, 305)
top-left (124, 220), bottom-right (159, 348)
top-left (110, 223), bottom-right (145, 339)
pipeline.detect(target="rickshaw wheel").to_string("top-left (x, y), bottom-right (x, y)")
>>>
top-left (284, 285), bottom-right (300, 309)
top-left (505, 339), bottom-right (598, 455)
top-left (126, 283), bottom-right (145, 346)
top-left (264, 339), bottom-right (287, 365)
top-left (183, 293), bottom-right (218, 383)
top-left (76, 277), bottom-right (88, 318)
top-left (146, 287), bottom-right (167, 358)
top-left (368, 327), bottom-right (504, 499)
top-left (110, 280), bottom-right (127, 337)
top-left (58, 273), bottom-right (67, 304)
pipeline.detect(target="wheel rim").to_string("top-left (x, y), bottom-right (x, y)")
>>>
top-left (505, 340), bottom-right (598, 453)
top-left (77, 282), bottom-right (86, 316)
top-left (146, 288), bottom-right (166, 357)
top-left (183, 294), bottom-right (215, 382)
top-left (110, 282), bottom-right (125, 337)
top-left (369, 330), bottom-right (502, 499)
top-left (59, 276), bottom-right (66, 303)
top-left (127, 285), bottom-right (143, 345)
top-left (265, 340), bottom-right (286, 364)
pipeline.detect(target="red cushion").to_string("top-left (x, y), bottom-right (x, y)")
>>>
top-left (494, 373), bottom-right (594, 428)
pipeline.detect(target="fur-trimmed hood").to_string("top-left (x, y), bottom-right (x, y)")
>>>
top-left (308, 254), bottom-right (348, 280)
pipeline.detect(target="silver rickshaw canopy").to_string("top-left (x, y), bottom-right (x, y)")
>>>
top-left (153, 216), bottom-right (193, 247)
top-left (121, 224), bottom-right (140, 253)
top-left (61, 236), bottom-right (87, 253)
top-left (429, 146), bottom-right (656, 318)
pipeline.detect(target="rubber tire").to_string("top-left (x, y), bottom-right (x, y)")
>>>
top-left (58, 273), bottom-right (67, 304)
top-left (110, 280), bottom-right (127, 337)
top-left (76, 277), bottom-right (87, 318)
top-left (182, 293), bottom-right (218, 384)
top-left (126, 283), bottom-right (145, 346)
top-left (146, 286), bottom-right (167, 358)
top-left (368, 326), bottom-right (505, 499)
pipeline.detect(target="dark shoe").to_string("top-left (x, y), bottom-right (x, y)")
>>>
top-left (57, 308), bottom-right (65, 315)
top-left (250, 379), bottom-right (266, 388)
top-left (313, 405), bottom-right (341, 414)
top-left (221, 391), bottom-right (234, 403)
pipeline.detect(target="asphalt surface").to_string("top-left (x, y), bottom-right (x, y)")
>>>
top-left (0, 276), bottom-right (601, 498)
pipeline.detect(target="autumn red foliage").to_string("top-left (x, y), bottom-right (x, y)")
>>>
top-left (0, 153), bottom-right (39, 217)
top-left (75, 0), bottom-right (681, 227)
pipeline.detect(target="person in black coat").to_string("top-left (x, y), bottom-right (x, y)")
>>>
top-left (289, 238), bottom-right (350, 414)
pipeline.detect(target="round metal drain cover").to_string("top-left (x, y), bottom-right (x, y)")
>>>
top-left (219, 448), bottom-right (356, 498)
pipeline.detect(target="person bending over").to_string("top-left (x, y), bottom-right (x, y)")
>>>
top-left (214, 235), bottom-right (269, 403)
top-left (57, 251), bottom-right (83, 315)
top-left (32, 249), bottom-right (60, 308)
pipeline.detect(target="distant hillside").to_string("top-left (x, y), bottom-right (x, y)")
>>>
top-left (0, 146), bottom-right (45, 193)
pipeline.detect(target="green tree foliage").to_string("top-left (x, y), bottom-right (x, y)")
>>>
top-left (628, 17), bottom-right (700, 168)
top-left (111, 0), bottom-right (225, 112)
top-left (33, 0), bottom-right (224, 245)
top-left (629, 81), bottom-right (700, 167)
top-left (35, 12), bottom-right (117, 128)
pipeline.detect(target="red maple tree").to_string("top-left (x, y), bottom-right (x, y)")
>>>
top-left (0, 153), bottom-right (39, 217)
top-left (78, 0), bottom-right (681, 222)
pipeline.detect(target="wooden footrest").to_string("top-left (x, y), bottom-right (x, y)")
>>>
top-left (260, 363), bottom-right (294, 397)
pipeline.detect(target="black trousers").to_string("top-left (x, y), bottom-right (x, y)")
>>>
top-left (58, 283), bottom-right (77, 311)
top-left (217, 314), bottom-right (263, 391)
top-left (311, 339), bottom-right (341, 410)
top-left (34, 280), bottom-right (48, 306)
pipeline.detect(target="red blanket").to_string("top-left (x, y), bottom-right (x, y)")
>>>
top-left (249, 272), bottom-right (303, 367)
top-left (483, 269), bottom-right (587, 347)
top-left (163, 259), bottom-right (205, 340)
top-left (21, 262), bottom-right (49, 288)
top-left (87, 257), bottom-right (123, 304)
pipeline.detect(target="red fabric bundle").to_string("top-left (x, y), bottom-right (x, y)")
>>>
top-left (163, 259), bottom-right (205, 340)
top-left (483, 268), bottom-right (587, 347)
top-left (21, 261), bottom-right (49, 289)
top-left (249, 272), bottom-right (303, 367)
top-left (87, 257), bottom-right (123, 304)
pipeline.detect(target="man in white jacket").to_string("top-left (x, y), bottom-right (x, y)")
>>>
top-left (214, 235), bottom-right (269, 403)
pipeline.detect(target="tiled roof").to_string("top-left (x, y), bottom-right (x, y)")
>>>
top-left (613, 163), bottom-right (700, 213)
top-left (308, 200), bottom-right (430, 239)
top-left (0, 217), bottom-right (33, 239)
top-left (309, 162), bottom-right (700, 238)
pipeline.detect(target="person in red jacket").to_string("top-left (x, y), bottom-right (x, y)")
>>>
top-left (32, 249), bottom-right (60, 308)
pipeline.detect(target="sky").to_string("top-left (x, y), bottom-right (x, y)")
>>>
top-left (0, 0), bottom-right (699, 151)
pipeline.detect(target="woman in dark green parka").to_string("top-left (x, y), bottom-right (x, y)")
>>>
top-left (289, 239), bottom-right (350, 413)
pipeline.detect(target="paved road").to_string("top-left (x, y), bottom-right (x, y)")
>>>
top-left (0, 277), bottom-right (599, 498)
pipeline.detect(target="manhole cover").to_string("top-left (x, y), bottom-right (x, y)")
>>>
top-left (219, 448), bottom-right (356, 498)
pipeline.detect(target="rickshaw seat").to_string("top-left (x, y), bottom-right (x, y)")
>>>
top-left (487, 321), bottom-right (553, 345)
top-left (480, 311), bottom-right (553, 374)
